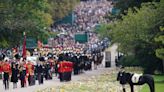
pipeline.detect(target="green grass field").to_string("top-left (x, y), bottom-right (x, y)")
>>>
top-left (140, 75), bottom-right (164, 92)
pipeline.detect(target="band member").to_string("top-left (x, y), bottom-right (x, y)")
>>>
top-left (44, 62), bottom-right (51, 80)
top-left (11, 63), bottom-right (19, 89)
top-left (93, 54), bottom-right (98, 70)
top-left (26, 61), bottom-right (34, 86)
top-left (35, 62), bottom-right (44, 84)
top-left (19, 63), bottom-right (26, 88)
top-left (54, 61), bottom-right (59, 77)
top-left (22, 59), bottom-right (27, 87)
top-left (2, 58), bottom-right (11, 90)
top-left (72, 55), bottom-right (79, 75)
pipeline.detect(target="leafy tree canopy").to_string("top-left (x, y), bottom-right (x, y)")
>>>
top-left (0, 0), bottom-right (79, 48)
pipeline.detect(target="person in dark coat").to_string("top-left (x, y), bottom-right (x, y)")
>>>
top-left (11, 63), bottom-right (19, 89)
top-left (19, 64), bottom-right (26, 88)
top-left (35, 62), bottom-right (44, 84)
top-left (54, 61), bottom-right (59, 77)
top-left (72, 55), bottom-right (79, 75)
top-left (44, 62), bottom-right (51, 80)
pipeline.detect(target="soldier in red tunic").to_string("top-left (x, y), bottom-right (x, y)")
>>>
top-left (26, 61), bottom-right (34, 86)
top-left (2, 58), bottom-right (11, 90)
top-left (23, 60), bottom-right (27, 87)
top-left (0, 61), bottom-right (3, 74)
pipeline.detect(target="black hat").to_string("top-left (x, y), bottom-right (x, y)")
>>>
top-left (39, 57), bottom-right (45, 61)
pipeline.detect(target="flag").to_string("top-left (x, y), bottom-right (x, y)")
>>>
top-left (22, 32), bottom-right (26, 59)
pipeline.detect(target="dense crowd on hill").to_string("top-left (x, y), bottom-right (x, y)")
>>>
top-left (51, 0), bottom-right (112, 50)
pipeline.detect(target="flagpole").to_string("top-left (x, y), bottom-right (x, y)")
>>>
top-left (22, 32), bottom-right (26, 59)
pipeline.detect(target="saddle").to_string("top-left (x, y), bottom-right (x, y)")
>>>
top-left (131, 73), bottom-right (142, 83)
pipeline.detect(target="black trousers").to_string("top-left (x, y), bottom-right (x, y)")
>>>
top-left (28, 75), bottom-right (35, 86)
top-left (3, 72), bottom-right (9, 90)
top-left (37, 73), bottom-right (43, 84)
top-left (20, 79), bottom-right (25, 87)
top-left (59, 72), bottom-right (72, 82)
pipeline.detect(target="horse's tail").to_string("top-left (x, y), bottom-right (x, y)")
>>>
top-left (151, 79), bottom-right (155, 92)
top-left (146, 75), bottom-right (155, 92)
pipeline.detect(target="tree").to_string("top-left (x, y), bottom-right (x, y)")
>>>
top-left (95, 24), bottom-right (111, 40)
top-left (0, 0), bottom-right (79, 48)
top-left (155, 27), bottom-right (164, 60)
top-left (112, 0), bottom-right (160, 19)
top-left (155, 26), bottom-right (164, 72)
top-left (100, 1), bottom-right (164, 73)
top-left (0, 0), bottom-right (53, 48)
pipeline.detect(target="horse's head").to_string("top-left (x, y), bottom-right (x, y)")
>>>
top-left (117, 71), bottom-right (131, 85)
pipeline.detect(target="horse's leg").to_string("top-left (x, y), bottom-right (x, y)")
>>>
top-left (122, 85), bottom-right (126, 92)
top-left (147, 80), bottom-right (155, 92)
top-left (123, 88), bottom-right (126, 92)
top-left (130, 84), bottom-right (134, 92)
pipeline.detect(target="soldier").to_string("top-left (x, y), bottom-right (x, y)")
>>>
top-left (22, 59), bottom-right (27, 87)
top-left (88, 54), bottom-right (92, 70)
top-left (2, 58), bottom-right (11, 90)
top-left (11, 63), bottom-right (19, 89)
top-left (44, 62), bottom-right (51, 80)
top-left (35, 61), bottom-right (44, 85)
top-left (19, 63), bottom-right (26, 88)
top-left (93, 53), bottom-right (98, 70)
top-left (26, 61), bottom-right (35, 86)
top-left (53, 54), bottom-right (59, 77)
top-left (73, 53), bottom-right (79, 75)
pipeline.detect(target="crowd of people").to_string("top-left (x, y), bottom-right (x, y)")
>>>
top-left (51, 0), bottom-right (112, 48)
top-left (53, 0), bottom-right (112, 33)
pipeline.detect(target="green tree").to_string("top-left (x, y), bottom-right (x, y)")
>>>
top-left (101, 1), bottom-right (164, 73)
top-left (95, 24), bottom-right (111, 39)
top-left (155, 26), bottom-right (164, 72)
top-left (155, 26), bottom-right (164, 60)
top-left (0, 0), bottom-right (53, 48)
top-left (112, 0), bottom-right (160, 19)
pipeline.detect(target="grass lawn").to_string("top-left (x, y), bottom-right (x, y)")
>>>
top-left (140, 75), bottom-right (164, 92)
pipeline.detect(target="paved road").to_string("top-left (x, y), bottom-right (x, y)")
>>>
top-left (0, 67), bottom-right (115, 92)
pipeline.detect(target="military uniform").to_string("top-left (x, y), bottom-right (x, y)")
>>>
top-left (11, 63), bottom-right (19, 89)
top-left (2, 61), bottom-right (11, 90)
top-left (19, 64), bottom-right (26, 88)
top-left (35, 63), bottom-right (44, 84)
top-left (44, 62), bottom-right (51, 80)
top-left (26, 61), bottom-right (35, 86)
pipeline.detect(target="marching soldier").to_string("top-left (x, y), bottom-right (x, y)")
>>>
top-left (19, 63), bottom-right (26, 88)
top-left (11, 63), bottom-right (19, 89)
top-left (26, 61), bottom-right (35, 86)
top-left (2, 58), bottom-right (11, 90)
top-left (73, 53), bottom-right (79, 75)
top-left (44, 62), bottom-right (51, 80)
top-left (22, 59), bottom-right (27, 87)
top-left (35, 62), bottom-right (44, 84)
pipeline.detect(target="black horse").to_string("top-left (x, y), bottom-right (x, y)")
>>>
top-left (117, 71), bottom-right (155, 92)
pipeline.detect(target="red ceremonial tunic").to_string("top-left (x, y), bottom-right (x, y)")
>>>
top-left (2, 62), bottom-right (11, 73)
top-left (0, 62), bottom-right (3, 73)
top-left (26, 62), bottom-right (34, 76)
top-left (58, 61), bottom-right (73, 73)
